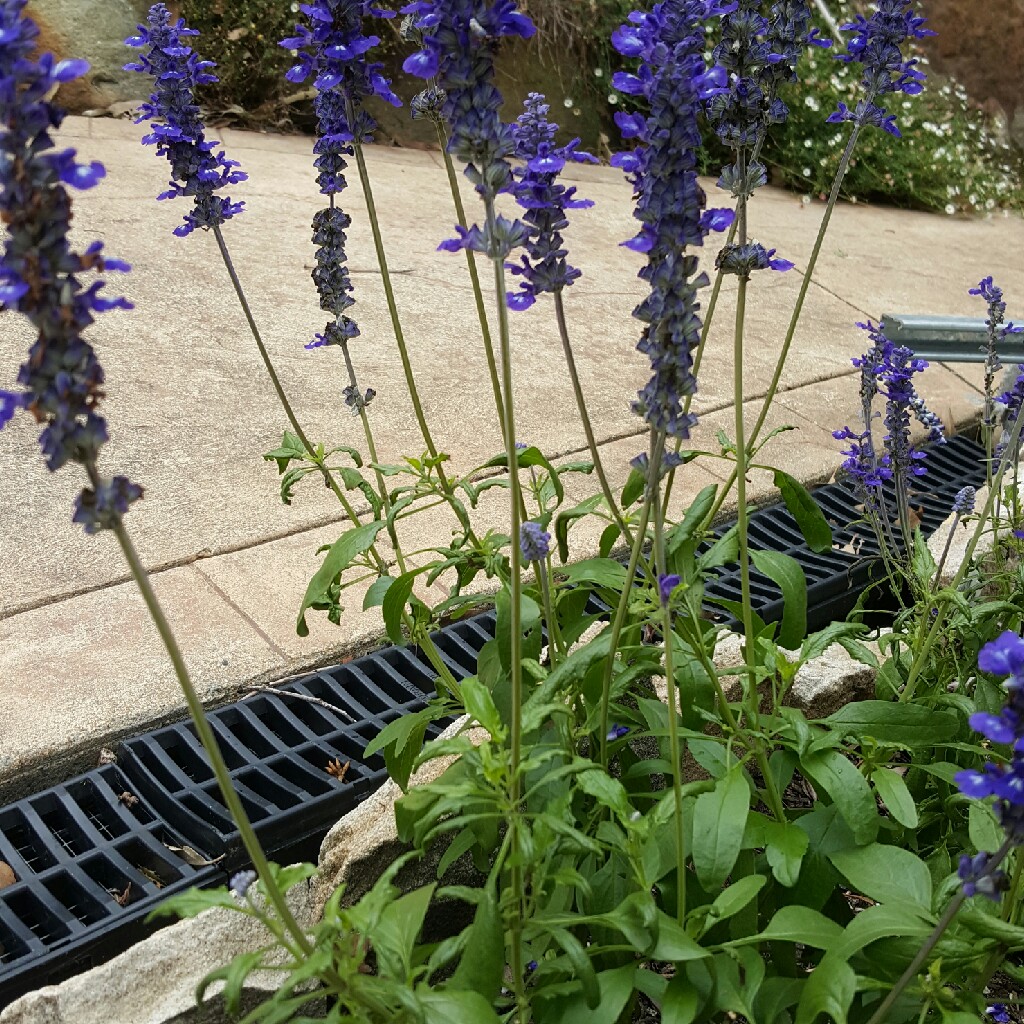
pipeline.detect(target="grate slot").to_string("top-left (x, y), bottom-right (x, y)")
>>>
top-left (213, 704), bottom-right (280, 760)
top-left (112, 838), bottom-right (184, 891)
top-left (64, 780), bottom-right (131, 842)
top-left (3, 890), bottom-right (72, 946)
top-left (43, 873), bottom-right (107, 928)
top-left (0, 809), bottom-right (57, 874)
top-left (262, 756), bottom-right (336, 798)
top-left (95, 767), bottom-right (155, 826)
top-left (0, 903), bottom-right (33, 964)
top-left (82, 853), bottom-right (147, 909)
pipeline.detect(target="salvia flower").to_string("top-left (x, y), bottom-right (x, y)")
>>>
top-left (229, 869), bottom-right (257, 898)
top-left (611, 0), bottom-right (734, 441)
top-left (951, 486), bottom-right (976, 517)
top-left (403, 0), bottom-right (534, 201)
top-left (280, 0), bottom-right (400, 197)
top-left (658, 573), bottom-right (681, 606)
top-left (716, 241), bottom-right (794, 276)
top-left (827, 0), bottom-right (933, 139)
top-left (761, 1), bottom-right (831, 124)
top-left (305, 207), bottom-right (360, 350)
top-left (971, 276), bottom-right (1023, 428)
top-left (125, 4), bottom-right (247, 236)
top-left (0, 0), bottom-right (140, 532)
top-left (957, 851), bottom-right (1006, 901)
top-left (607, 724), bottom-right (630, 742)
top-left (879, 342), bottom-right (931, 485)
top-left (520, 521), bottom-right (551, 562)
top-left (987, 1006), bottom-right (1012, 1024)
top-left (507, 93), bottom-right (597, 311)
top-left (956, 631), bottom-right (1024, 846)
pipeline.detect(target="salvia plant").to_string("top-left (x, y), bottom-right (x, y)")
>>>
top-left (4, 0), bottom-right (1024, 1021)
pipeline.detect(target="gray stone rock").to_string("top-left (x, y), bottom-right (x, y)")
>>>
top-left (26, 0), bottom-right (150, 112)
top-left (0, 885), bottom-right (315, 1024)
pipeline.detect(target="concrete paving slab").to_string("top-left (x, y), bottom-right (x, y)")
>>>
top-left (2, 115), bottom-right (1020, 792)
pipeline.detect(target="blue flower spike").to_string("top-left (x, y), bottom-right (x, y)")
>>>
top-left (0, 0), bottom-right (141, 533)
top-left (125, 3), bottom-right (248, 237)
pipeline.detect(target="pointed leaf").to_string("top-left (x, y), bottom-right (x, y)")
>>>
top-left (774, 471), bottom-right (832, 553)
top-left (750, 549), bottom-right (807, 649)
top-left (449, 884), bottom-right (503, 1002)
top-left (692, 767), bottom-right (751, 890)
top-left (870, 768), bottom-right (919, 828)
top-left (801, 748), bottom-right (879, 844)
top-left (828, 843), bottom-right (933, 913)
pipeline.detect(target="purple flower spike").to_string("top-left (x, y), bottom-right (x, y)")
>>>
top-left (520, 521), bottom-right (551, 562)
top-left (125, 4), bottom-right (248, 237)
top-left (658, 573), bottom-right (681, 606)
top-left (613, 1), bottom-right (734, 441)
top-left (828, 1), bottom-right (933, 137)
top-left (607, 724), bottom-right (630, 742)
top-left (506, 93), bottom-right (596, 310)
top-left (0, 0), bottom-right (141, 532)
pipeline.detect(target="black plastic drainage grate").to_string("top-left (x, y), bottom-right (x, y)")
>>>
top-left (0, 764), bottom-right (222, 1007)
top-left (0, 434), bottom-right (989, 1008)
top-left (115, 613), bottom-right (497, 869)
top-left (702, 433), bottom-right (987, 630)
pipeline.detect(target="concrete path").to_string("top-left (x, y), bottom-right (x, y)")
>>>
top-left (1, 115), bottom-right (1020, 798)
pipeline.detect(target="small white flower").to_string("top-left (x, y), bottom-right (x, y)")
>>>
top-left (594, 67), bottom-right (604, 78)
top-left (802, 167), bottom-right (811, 177)
top-left (804, 95), bottom-right (820, 111)
top-left (563, 97), bottom-right (574, 108)
top-left (801, 194), bottom-right (811, 205)
top-left (945, 203), bottom-right (956, 215)
top-left (804, 138), bottom-right (812, 148)
top-left (608, 93), bottom-right (619, 105)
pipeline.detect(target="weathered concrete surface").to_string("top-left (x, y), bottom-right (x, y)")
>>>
top-left (1, 114), bottom-right (1020, 794)
top-left (0, 883), bottom-right (315, 1024)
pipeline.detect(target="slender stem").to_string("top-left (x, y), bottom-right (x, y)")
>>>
top-left (338, 338), bottom-right (409, 575)
top-left (109, 516), bottom-right (311, 953)
top-left (349, 132), bottom-right (439, 461)
top-left (553, 290), bottom-right (632, 545)
top-left (436, 124), bottom-right (506, 437)
top-left (537, 558), bottom-right (562, 663)
top-left (599, 499), bottom-right (652, 766)
top-left (932, 511), bottom-right (963, 590)
top-left (864, 838), bottom-right (1015, 1024)
top-left (699, 120), bottom-right (868, 532)
top-left (483, 196), bottom-right (527, 1024)
top-left (211, 226), bottom-right (379, 566)
top-left (651, 434), bottom-right (687, 924)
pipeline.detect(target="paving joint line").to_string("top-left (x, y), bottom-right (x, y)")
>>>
top-left (189, 563), bottom-right (291, 660)
top-left (0, 369), bottom-right (861, 622)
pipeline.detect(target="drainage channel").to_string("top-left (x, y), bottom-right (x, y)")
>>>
top-left (0, 435), bottom-right (988, 1008)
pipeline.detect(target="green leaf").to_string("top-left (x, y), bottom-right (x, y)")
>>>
top-left (835, 903), bottom-right (933, 961)
top-left (449, 884), bottom-right (503, 1002)
top-left (373, 884), bottom-right (436, 980)
top-left (461, 676), bottom-right (502, 737)
top-left (700, 525), bottom-right (738, 570)
top-left (539, 964), bottom-right (637, 1024)
top-left (363, 574), bottom-right (394, 611)
top-left (147, 886), bottom-right (241, 921)
top-left (960, 906), bottom-right (1024, 949)
top-left (420, 990), bottom-right (502, 1024)
top-left (382, 569), bottom-right (424, 645)
top-left (796, 955), bottom-right (856, 1024)
top-left (297, 522), bottom-right (386, 636)
top-left (577, 770), bottom-right (633, 820)
top-left (828, 843), bottom-right (933, 913)
top-left (763, 819), bottom-right (810, 888)
top-left (759, 905), bottom-right (844, 948)
top-left (621, 468), bottom-right (646, 508)
top-left (486, 445), bottom-right (564, 502)
top-left (706, 875), bottom-right (766, 929)
top-left (263, 430), bottom-right (307, 473)
top-left (969, 801), bottom-right (1004, 854)
top-left (800, 749), bottom-right (879, 845)
top-left (774, 471), bottom-right (832, 553)
top-left (750, 549), bottom-right (807, 649)
top-left (560, 558), bottom-right (628, 591)
top-left (547, 927), bottom-right (601, 1010)
top-left (195, 950), bottom-right (268, 1014)
top-left (666, 484), bottom-right (718, 559)
top-left (800, 622), bottom-right (868, 665)
top-left (692, 767), bottom-right (751, 890)
top-left (364, 707), bottom-right (434, 791)
top-left (870, 768), bottom-right (919, 828)
top-left (554, 495), bottom-right (603, 562)
top-left (661, 973), bottom-right (700, 1024)
top-left (648, 912), bottom-right (712, 961)
top-left (825, 701), bottom-right (960, 745)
